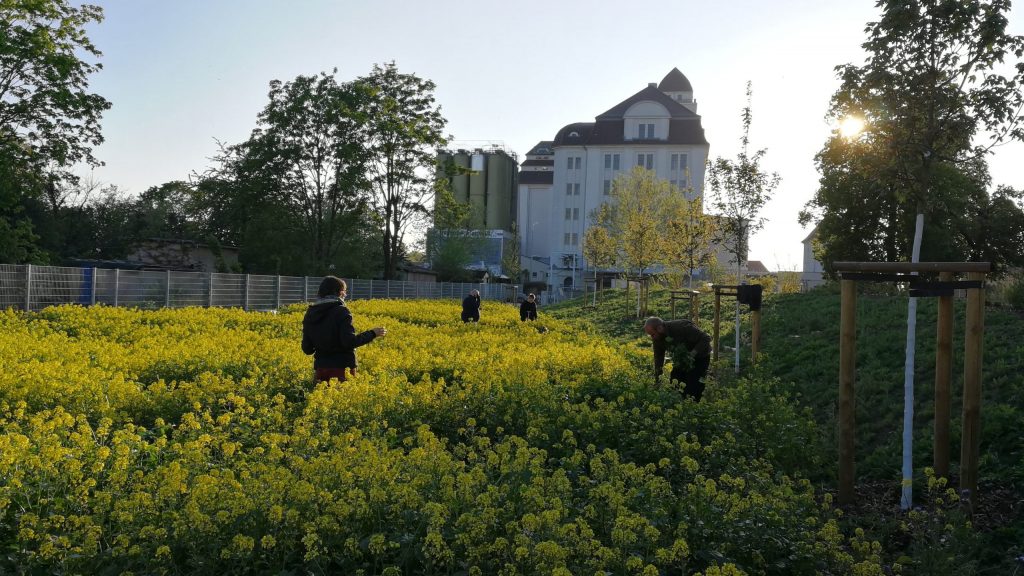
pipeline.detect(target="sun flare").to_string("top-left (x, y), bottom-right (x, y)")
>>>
top-left (839, 116), bottom-right (865, 139)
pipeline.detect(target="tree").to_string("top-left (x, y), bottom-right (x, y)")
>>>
top-left (707, 82), bottom-right (780, 373)
top-left (428, 180), bottom-right (482, 282)
top-left (594, 167), bottom-right (680, 316)
top-left (708, 83), bottom-right (779, 282)
top-left (502, 221), bottom-right (523, 284)
top-left (582, 207), bottom-right (617, 305)
top-left (662, 195), bottom-right (717, 288)
top-left (359, 62), bottom-right (448, 279)
top-left (801, 0), bottom-right (1024, 509)
top-left (208, 71), bottom-right (374, 275)
top-left (0, 0), bottom-right (111, 262)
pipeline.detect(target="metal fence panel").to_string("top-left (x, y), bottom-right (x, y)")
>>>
top-left (0, 264), bottom-right (523, 311)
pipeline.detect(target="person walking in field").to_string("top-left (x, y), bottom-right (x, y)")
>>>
top-left (302, 276), bottom-right (385, 383)
top-left (461, 289), bottom-right (481, 322)
top-left (519, 293), bottom-right (538, 321)
top-left (643, 316), bottom-right (711, 402)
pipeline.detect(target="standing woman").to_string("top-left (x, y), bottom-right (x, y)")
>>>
top-left (519, 293), bottom-right (538, 321)
top-left (302, 276), bottom-right (386, 383)
top-left (461, 289), bottom-right (481, 322)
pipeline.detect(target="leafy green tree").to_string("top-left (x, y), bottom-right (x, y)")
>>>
top-left (359, 62), bottom-right (448, 279)
top-left (802, 0), bottom-right (1024, 274)
top-left (428, 181), bottom-right (481, 282)
top-left (202, 71), bottom-right (376, 275)
top-left (662, 195), bottom-right (717, 288)
top-left (707, 82), bottom-right (779, 283)
top-left (707, 82), bottom-right (779, 373)
top-left (582, 208), bottom-right (617, 304)
top-left (594, 167), bottom-right (680, 316)
top-left (502, 221), bottom-right (523, 283)
top-left (802, 0), bottom-right (1024, 510)
top-left (0, 0), bottom-right (111, 262)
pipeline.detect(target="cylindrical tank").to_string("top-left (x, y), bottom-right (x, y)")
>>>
top-left (468, 153), bottom-right (486, 228)
top-left (451, 152), bottom-right (471, 204)
top-left (485, 153), bottom-right (511, 230)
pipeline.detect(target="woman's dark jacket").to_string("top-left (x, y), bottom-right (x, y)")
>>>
top-left (461, 294), bottom-right (481, 320)
top-left (519, 300), bottom-right (537, 321)
top-left (301, 298), bottom-right (376, 369)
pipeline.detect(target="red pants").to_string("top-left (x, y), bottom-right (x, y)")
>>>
top-left (314, 367), bottom-right (353, 383)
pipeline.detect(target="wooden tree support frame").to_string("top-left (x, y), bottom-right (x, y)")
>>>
top-left (710, 284), bottom-right (763, 365)
top-left (832, 261), bottom-right (989, 510)
top-left (669, 289), bottom-right (700, 324)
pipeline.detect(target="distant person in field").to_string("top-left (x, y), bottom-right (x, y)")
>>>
top-left (520, 293), bottom-right (538, 321)
top-left (302, 276), bottom-right (386, 383)
top-left (643, 316), bottom-right (712, 402)
top-left (461, 289), bottom-right (481, 322)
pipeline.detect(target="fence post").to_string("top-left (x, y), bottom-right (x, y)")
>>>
top-left (387, 280), bottom-right (390, 299)
top-left (303, 277), bottom-right (309, 302)
top-left (838, 278), bottom-right (858, 505)
top-left (960, 271), bottom-right (985, 512)
top-left (24, 264), bottom-right (32, 311)
top-left (276, 275), bottom-right (281, 309)
top-left (165, 270), bottom-right (172, 308)
top-left (113, 268), bottom-right (120, 307)
top-left (90, 267), bottom-right (97, 305)
top-left (244, 274), bottom-right (250, 311)
top-left (208, 272), bottom-right (214, 307)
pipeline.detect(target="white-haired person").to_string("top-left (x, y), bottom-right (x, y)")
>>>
top-left (643, 316), bottom-right (711, 401)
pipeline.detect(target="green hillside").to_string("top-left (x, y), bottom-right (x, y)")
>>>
top-left (548, 285), bottom-right (1024, 570)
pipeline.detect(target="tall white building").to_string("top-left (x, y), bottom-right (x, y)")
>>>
top-left (518, 68), bottom-right (711, 294)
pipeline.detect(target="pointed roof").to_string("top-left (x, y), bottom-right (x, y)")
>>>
top-left (596, 85), bottom-right (699, 120)
top-left (658, 68), bottom-right (693, 92)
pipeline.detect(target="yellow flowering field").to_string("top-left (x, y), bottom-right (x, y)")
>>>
top-left (0, 300), bottom-right (888, 575)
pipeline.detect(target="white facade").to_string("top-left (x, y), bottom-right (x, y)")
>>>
top-left (801, 226), bottom-right (825, 289)
top-left (519, 69), bottom-right (712, 294)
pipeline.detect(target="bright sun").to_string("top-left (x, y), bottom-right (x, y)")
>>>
top-left (839, 116), bottom-right (865, 139)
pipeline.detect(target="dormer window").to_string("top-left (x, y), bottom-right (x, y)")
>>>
top-left (569, 131), bottom-right (580, 138)
top-left (638, 123), bottom-right (655, 139)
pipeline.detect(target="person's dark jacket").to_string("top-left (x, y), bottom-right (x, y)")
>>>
top-left (652, 319), bottom-right (711, 377)
top-left (519, 300), bottom-right (537, 321)
top-left (301, 298), bottom-right (376, 369)
top-left (461, 294), bottom-right (481, 321)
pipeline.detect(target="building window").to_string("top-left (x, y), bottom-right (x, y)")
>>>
top-left (636, 153), bottom-right (654, 170)
top-left (603, 153), bottom-right (620, 170)
top-left (638, 123), bottom-right (655, 139)
top-left (565, 208), bottom-right (572, 220)
top-left (670, 153), bottom-right (689, 188)
top-left (572, 233), bottom-right (579, 246)
top-left (567, 157), bottom-right (573, 169)
top-left (574, 157), bottom-right (581, 169)
top-left (566, 183), bottom-right (572, 196)
top-left (572, 208), bottom-right (579, 220)
top-left (603, 180), bottom-right (611, 195)
top-left (564, 233), bottom-right (571, 245)
top-left (573, 183), bottom-right (581, 196)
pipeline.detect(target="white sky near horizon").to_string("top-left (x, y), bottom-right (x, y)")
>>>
top-left (82, 0), bottom-right (1024, 272)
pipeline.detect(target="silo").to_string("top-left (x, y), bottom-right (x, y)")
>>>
top-left (468, 153), bottom-right (486, 228)
top-left (451, 152), bottom-right (471, 204)
top-left (485, 152), bottom-right (511, 231)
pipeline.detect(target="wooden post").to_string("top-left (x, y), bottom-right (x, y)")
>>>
top-left (243, 274), bottom-right (250, 311)
top-left (712, 290), bottom-right (721, 363)
top-left (670, 294), bottom-right (677, 320)
top-left (751, 309), bottom-right (761, 362)
top-left (690, 291), bottom-right (699, 325)
top-left (208, 272), bottom-right (214, 307)
top-left (113, 268), bottom-right (120, 307)
top-left (838, 278), bottom-right (857, 505)
top-left (934, 271), bottom-right (954, 479)
top-left (960, 271), bottom-right (985, 509)
top-left (275, 275), bottom-right (281, 310)
top-left (165, 270), bottom-right (172, 308)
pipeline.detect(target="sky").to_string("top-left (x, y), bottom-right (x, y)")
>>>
top-left (82, 0), bottom-right (1024, 272)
